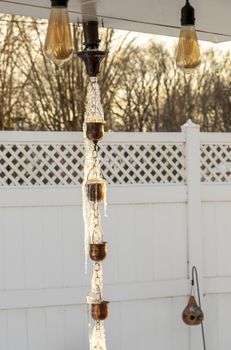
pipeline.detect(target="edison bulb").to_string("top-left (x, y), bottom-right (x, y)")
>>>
top-left (176, 25), bottom-right (201, 73)
top-left (44, 6), bottom-right (74, 66)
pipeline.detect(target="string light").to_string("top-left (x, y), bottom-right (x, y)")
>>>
top-left (44, 0), bottom-right (74, 66)
top-left (176, 0), bottom-right (201, 73)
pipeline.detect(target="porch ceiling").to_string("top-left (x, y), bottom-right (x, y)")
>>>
top-left (0, 0), bottom-right (230, 42)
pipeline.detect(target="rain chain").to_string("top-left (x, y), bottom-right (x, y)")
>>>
top-left (83, 77), bottom-right (108, 350)
top-left (43, 14), bottom-right (110, 349)
top-left (76, 20), bottom-right (109, 350)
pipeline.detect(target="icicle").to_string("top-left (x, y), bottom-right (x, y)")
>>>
top-left (103, 185), bottom-right (107, 217)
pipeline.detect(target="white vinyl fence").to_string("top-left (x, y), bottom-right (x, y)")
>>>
top-left (0, 120), bottom-right (230, 350)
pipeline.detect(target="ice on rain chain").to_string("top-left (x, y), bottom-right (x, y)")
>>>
top-left (82, 78), bottom-right (108, 350)
top-left (77, 20), bottom-right (109, 350)
top-left (82, 77), bottom-right (107, 273)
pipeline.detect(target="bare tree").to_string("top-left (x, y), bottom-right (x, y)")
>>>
top-left (0, 14), bottom-right (230, 132)
top-left (0, 15), bottom-right (33, 129)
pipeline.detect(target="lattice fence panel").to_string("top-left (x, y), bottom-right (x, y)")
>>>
top-left (0, 143), bottom-right (84, 186)
top-left (100, 143), bottom-right (186, 184)
top-left (0, 142), bottom-right (186, 187)
top-left (201, 144), bottom-right (231, 183)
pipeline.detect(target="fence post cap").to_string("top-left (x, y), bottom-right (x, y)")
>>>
top-left (181, 119), bottom-right (200, 131)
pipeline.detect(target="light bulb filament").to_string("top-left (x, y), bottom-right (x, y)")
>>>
top-left (44, 7), bottom-right (74, 66)
top-left (176, 25), bottom-right (201, 73)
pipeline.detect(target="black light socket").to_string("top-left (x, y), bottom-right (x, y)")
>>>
top-left (83, 21), bottom-right (101, 49)
top-left (77, 20), bottom-right (108, 76)
top-left (181, 0), bottom-right (195, 26)
top-left (51, 0), bottom-right (68, 7)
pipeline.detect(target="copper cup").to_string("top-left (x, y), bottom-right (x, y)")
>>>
top-left (86, 122), bottom-right (104, 142)
top-left (87, 179), bottom-right (105, 202)
top-left (182, 296), bottom-right (204, 326)
top-left (91, 301), bottom-right (109, 321)
top-left (90, 242), bottom-right (108, 261)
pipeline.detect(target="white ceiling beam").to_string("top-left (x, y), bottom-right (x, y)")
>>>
top-left (0, 0), bottom-right (230, 42)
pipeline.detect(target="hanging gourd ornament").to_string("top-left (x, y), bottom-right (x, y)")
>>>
top-left (182, 295), bottom-right (204, 326)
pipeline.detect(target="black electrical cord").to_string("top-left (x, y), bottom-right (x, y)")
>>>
top-left (191, 266), bottom-right (206, 350)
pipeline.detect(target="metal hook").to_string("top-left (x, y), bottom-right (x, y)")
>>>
top-left (191, 266), bottom-right (206, 350)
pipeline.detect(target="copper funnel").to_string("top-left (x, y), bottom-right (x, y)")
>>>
top-left (90, 242), bottom-right (107, 261)
top-left (91, 301), bottom-right (109, 321)
top-left (87, 179), bottom-right (106, 202)
top-left (182, 295), bottom-right (204, 326)
top-left (77, 50), bottom-right (108, 77)
top-left (86, 122), bottom-right (105, 142)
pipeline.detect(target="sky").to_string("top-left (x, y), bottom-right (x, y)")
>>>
top-left (111, 28), bottom-right (231, 57)
top-left (132, 30), bottom-right (231, 52)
